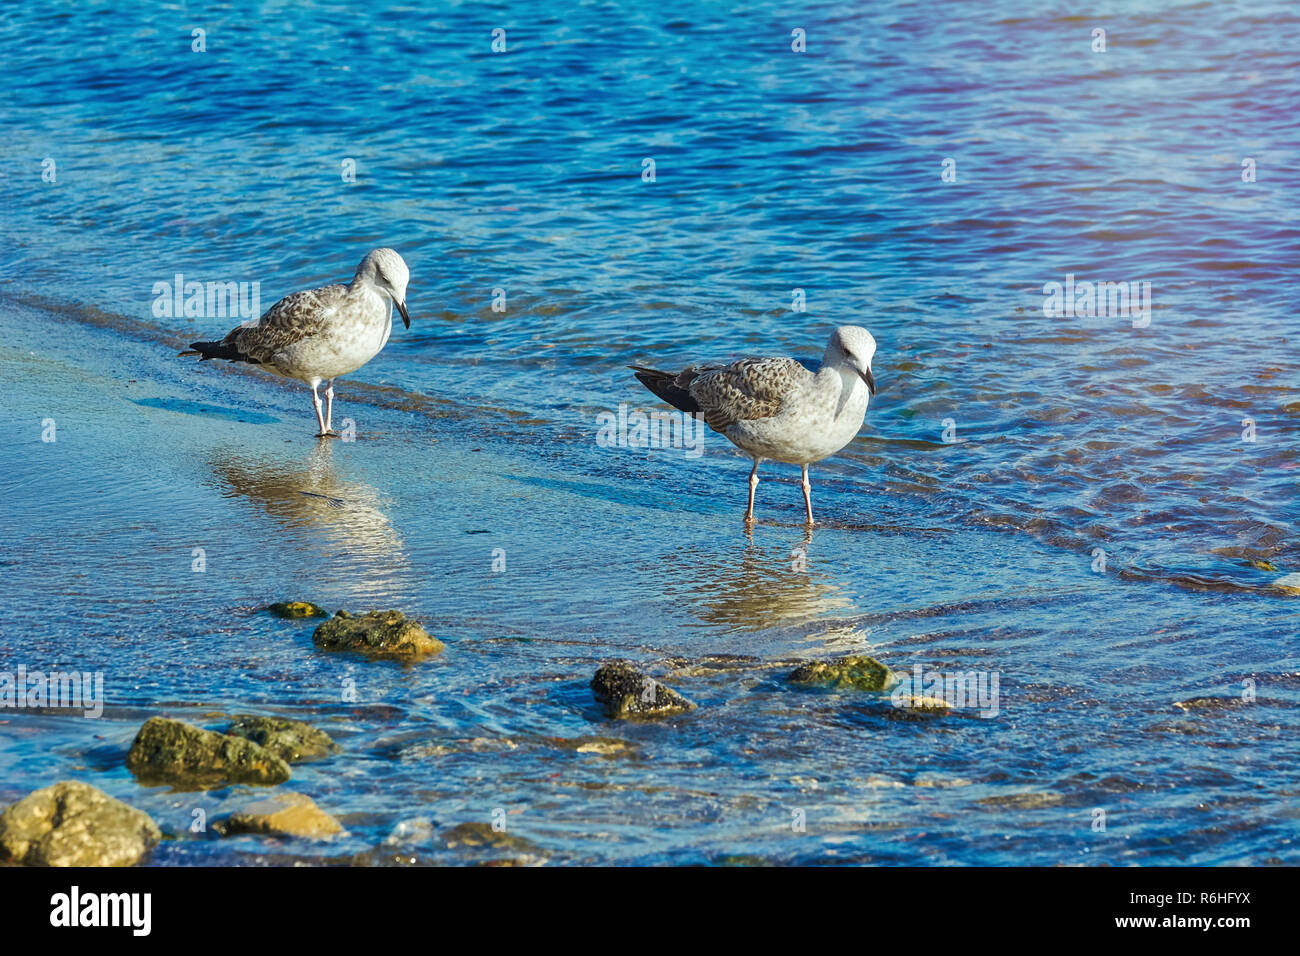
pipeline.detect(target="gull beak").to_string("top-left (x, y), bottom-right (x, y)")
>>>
top-left (859, 364), bottom-right (876, 396)
top-left (395, 298), bottom-right (410, 329)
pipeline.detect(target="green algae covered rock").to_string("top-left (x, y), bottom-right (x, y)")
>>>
top-left (126, 716), bottom-right (290, 788)
top-left (267, 601), bottom-right (329, 619)
top-left (313, 610), bottom-right (444, 660)
top-left (590, 662), bottom-right (696, 719)
top-left (0, 781), bottom-right (160, 867)
top-left (225, 715), bottom-right (339, 763)
top-left (788, 655), bottom-right (896, 692)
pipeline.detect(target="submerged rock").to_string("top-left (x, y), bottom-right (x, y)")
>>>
top-left (590, 662), bottom-right (696, 719)
top-left (216, 791), bottom-right (342, 839)
top-left (0, 781), bottom-right (160, 867)
top-left (267, 601), bottom-right (329, 619)
top-left (441, 822), bottom-right (539, 853)
top-left (126, 716), bottom-right (290, 788)
top-left (1271, 572), bottom-right (1300, 595)
top-left (313, 610), bottom-right (444, 660)
top-left (384, 817), bottom-right (435, 847)
top-left (788, 655), bottom-right (896, 691)
top-left (976, 791), bottom-right (1066, 810)
top-left (884, 695), bottom-right (951, 719)
top-left (225, 715), bottom-right (339, 763)
top-left (663, 654), bottom-right (765, 677)
top-left (1173, 696), bottom-right (1248, 713)
top-left (545, 735), bottom-right (636, 757)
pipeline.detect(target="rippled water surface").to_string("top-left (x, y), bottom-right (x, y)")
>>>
top-left (0, 1), bottom-right (1297, 865)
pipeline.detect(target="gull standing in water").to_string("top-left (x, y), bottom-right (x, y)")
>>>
top-left (631, 326), bottom-right (877, 526)
top-left (182, 248), bottom-right (411, 437)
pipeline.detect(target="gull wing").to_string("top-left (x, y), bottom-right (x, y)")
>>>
top-left (684, 357), bottom-right (812, 433)
top-left (220, 284), bottom-right (348, 363)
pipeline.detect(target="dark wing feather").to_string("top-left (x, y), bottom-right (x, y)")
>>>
top-left (630, 366), bottom-right (701, 413)
top-left (688, 357), bottom-right (810, 432)
top-left (632, 357), bottom-right (810, 434)
top-left (222, 284), bottom-right (347, 363)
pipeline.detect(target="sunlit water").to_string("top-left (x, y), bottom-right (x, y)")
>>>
top-left (0, 1), bottom-right (1296, 865)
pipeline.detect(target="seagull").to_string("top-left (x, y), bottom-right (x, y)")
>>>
top-left (631, 326), bottom-right (877, 525)
top-left (181, 248), bottom-right (411, 437)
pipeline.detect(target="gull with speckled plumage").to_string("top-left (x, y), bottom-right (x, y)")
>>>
top-left (182, 248), bottom-right (411, 438)
top-left (631, 326), bottom-right (877, 525)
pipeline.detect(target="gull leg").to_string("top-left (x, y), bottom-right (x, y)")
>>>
top-left (311, 384), bottom-right (331, 438)
top-left (745, 459), bottom-right (760, 523)
top-left (801, 464), bottom-right (814, 526)
top-left (324, 379), bottom-right (335, 434)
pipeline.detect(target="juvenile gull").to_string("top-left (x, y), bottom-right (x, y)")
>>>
top-left (631, 326), bottom-right (877, 525)
top-left (182, 248), bottom-right (411, 437)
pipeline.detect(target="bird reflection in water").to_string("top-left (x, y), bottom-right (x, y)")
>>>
top-left (667, 528), bottom-right (855, 630)
top-left (209, 441), bottom-right (409, 594)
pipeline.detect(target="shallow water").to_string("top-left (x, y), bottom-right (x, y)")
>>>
top-left (0, 1), bottom-right (1297, 865)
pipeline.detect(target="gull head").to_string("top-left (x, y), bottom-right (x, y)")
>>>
top-left (826, 326), bottom-right (876, 396)
top-left (355, 247), bottom-right (411, 328)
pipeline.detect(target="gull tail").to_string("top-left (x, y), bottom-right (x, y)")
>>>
top-left (629, 365), bottom-right (700, 414)
top-left (180, 340), bottom-right (254, 363)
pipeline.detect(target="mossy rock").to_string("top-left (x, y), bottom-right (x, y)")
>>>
top-left (126, 716), bottom-right (290, 789)
top-left (313, 610), bottom-right (443, 660)
top-left (267, 601), bottom-right (329, 619)
top-left (788, 655), bottom-right (896, 692)
top-left (0, 781), bottom-right (160, 867)
top-left (590, 662), bottom-right (696, 719)
top-left (215, 792), bottom-right (342, 839)
top-left (225, 716), bottom-right (339, 763)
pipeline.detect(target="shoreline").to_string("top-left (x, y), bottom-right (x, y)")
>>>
top-left (0, 294), bottom-right (1296, 866)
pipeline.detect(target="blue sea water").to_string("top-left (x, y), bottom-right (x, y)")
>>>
top-left (0, 1), bottom-right (1297, 865)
